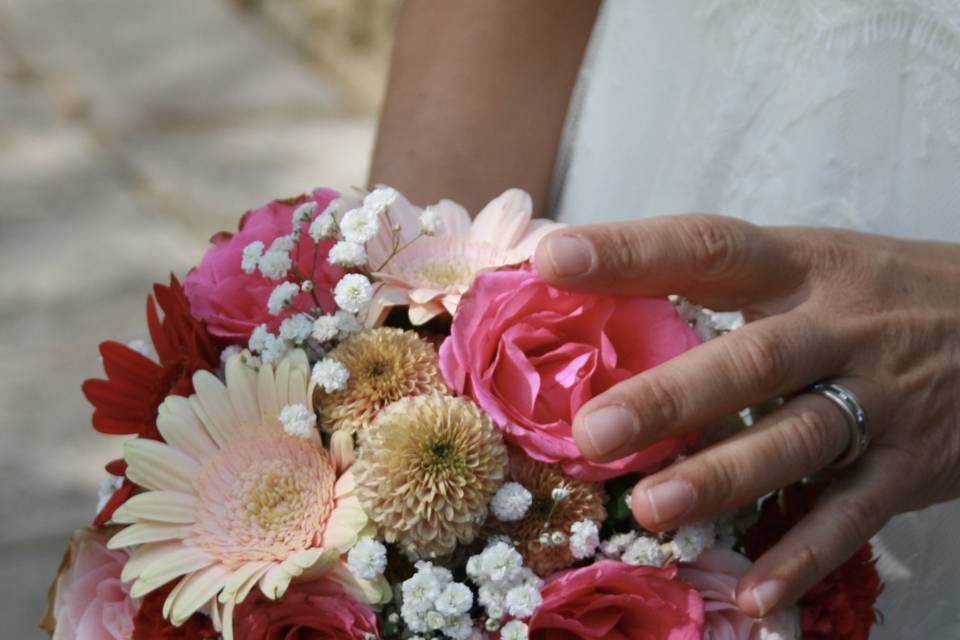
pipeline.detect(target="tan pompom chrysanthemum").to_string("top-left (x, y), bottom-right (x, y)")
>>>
top-left (312, 327), bottom-right (447, 433)
top-left (353, 393), bottom-right (507, 557)
top-left (488, 450), bottom-right (607, 575)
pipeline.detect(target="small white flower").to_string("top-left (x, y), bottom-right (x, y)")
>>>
top-left (260, 334), bottom-right (291, 365)
top-left (402, 564), bottom-right (445, 613)
top-left (311, 314), bottom-right (340, 343)
top-left (278, 313), bottom-right (314, 344)
top-left (334, 273), bottom-right (373, 313)
top-left (426, 610), bottom-right (446, 631)
top-left (335, 309), bottom-right (361, 335)
top-left (443, 614), bottom-right (475, 640)
top-left (327, 240), bottom-right (368, 267)
top-left (258, 250), bottom-right (293, 280)
top-left (248, 323), bottom-right (272, 353)
top-left (479, 542), bottom-right (524, 585)
top-left (505, 583), bottom-right (542, 618)
top-left (419, 206), bottom-right (443, 235)
top-left (549, 531), bottom-right (567, 545)
top-left (362, 186), bottom-right (399, 213)
top-left (436, 582), bottom-right (474, 616)
top-left (340, 207), bottom-right (379, 244)
top-left (311, 358), bottom-right (350, 393)
top-left (671, 521), bottom-right (716, 562)
top-left (621, 535), bottom-right (666, 567)
top-left (500, 620), bottom-right (529, 640)
top-left (491, 482), bottom-right (533, 522)
top-left (309, 212), bottom-right (338, 241)
top-left (569, 520), bottom-right (600, 560)
top-left (267, 282), bottom-right (300, 315)
top-left (279, 403), bottom-right (317, 439)
top-left (551, 485), bottom-right (571, 502)
top-left (599, 531), bottom-right (637, 558)
top-left (241, 240), bottom-right (265, 274)
top-left (292, 201), bottom-right (318, 225)
top-left (270, 235), bottom-right (295, 252)
top-left (347, 537), bottom-right (388, 579)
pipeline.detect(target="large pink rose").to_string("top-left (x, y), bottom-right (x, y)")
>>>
top-left (527, 560), bottom-right (704, 639)
top-left (184, 189), bottom-right (344, 340)
top-left (49, 528), bottom-right (138, 640)
top-left (439, 266), bottom-right (700, 481)
top-left (232, 580), bottom-right (381, 640)
top-left (678, 549), bottom-right (801, 640)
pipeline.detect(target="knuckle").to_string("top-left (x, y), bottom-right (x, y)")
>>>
top-left (601, 228), bottom-right (645, 274)
top-left (696, 456), bottom-right (741, 509)
top-left (729, 331), bottom-right (787, 390)
top-left (635, 373), bottom-right (683, 429)
top-left (680, 214), bottom-right (742, 277)
top-left (792, 541), bottom-right (828, 586)
top-left (832, 496), bottom-right (877, 543)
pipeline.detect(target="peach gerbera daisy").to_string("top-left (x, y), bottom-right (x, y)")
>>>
top-left (365, 188), bottom-right (563, 325)
top-left (107, 350), bottom-right (385, 637)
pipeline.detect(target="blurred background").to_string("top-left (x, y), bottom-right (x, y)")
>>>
top-left (0, 0), bottom-right (398, 634)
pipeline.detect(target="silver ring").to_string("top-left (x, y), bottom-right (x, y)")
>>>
top-left (809, 382), bottom-right (869, 468)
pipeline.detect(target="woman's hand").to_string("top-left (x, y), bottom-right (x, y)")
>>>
top-left (534, 214), bottom-right (960, 617)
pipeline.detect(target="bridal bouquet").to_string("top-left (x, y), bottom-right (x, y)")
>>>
top-left (43, 187), bottom-right (881, 639)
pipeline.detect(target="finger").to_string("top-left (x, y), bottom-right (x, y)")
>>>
top-left (533, 214), bottom-right (808, 308)
top-left (572, 309), bottom-right (843, 463)
top-left (629, 392), bottom-right (852, 531)
top-left (734, 449), bottom-right (904, 618)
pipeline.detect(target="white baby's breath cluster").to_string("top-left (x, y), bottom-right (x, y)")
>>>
top-left (278, 403), bottom-right (317, 439)
top-left (311, 358), bottom-right (350, 393)
top-left (400, 562), bottom-right (475, 640)
top-left (568, 519), bottom-right (600, 560)
top-left (347, 537), bottom-right (388, 580)
top-left (490, 482), bottom-right (532, 522)
top-left (670, 521), bottom-right (717, 562)
top-left (465, 541), bottom-right (543, 636)
top-left (237, 187), bottom-right (412, 367)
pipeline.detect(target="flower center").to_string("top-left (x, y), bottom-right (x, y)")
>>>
top-left (243, 472), bottom-right (301, 532)
top-left (410, 259), bottom-right (476, 289)
top-left (190, 429), bottom-right (336, 563)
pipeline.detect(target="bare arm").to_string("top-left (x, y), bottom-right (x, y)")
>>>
top-left (368, 0), bottom-right (601, 214)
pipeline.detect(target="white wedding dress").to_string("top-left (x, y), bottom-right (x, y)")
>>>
top-left (551, 1), bottom-right (960, 636)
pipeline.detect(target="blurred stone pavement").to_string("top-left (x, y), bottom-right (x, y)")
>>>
top-left (0, 1), bottom-right (383, 634)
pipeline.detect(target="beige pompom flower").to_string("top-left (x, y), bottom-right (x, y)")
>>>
top-left (352, 394), bottom-right (507, 557)
top-left (488, 450), bottom-right (607, 575)
top-left (311, 328), bottom-right (447, 433)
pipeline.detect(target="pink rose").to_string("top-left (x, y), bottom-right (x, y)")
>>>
top-left (678, 549), bottom-right (801, 640)
top-left (232, 580), bottom-right (381, 640)
top-left (50, 528), bottom-right (138, 640)
top-left (527, 560), bottom-right (704, 639)
top-left (184, 189), bottom-right (344, 340)
top-left (439, 266), bottom-right (700, 481)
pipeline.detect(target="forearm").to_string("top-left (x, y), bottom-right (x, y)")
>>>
top-left (368, 0), bottom-right (600, 215)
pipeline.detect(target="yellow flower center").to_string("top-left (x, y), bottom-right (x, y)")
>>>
top-left (243, 472), bottom-right (302, 532)
top-left (409, 258), bottom-right (476, 290)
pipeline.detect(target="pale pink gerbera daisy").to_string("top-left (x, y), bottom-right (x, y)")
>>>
top-left (107, 350), bottom-right (386, 637)
top-left (365, 188), bottom-right (563, 325)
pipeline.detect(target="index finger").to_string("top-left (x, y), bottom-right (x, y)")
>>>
top-left (534, 213), bottom-right (807, 309)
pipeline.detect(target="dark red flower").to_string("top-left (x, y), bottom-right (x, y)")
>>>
top-left (746, 483), bottom-right (882, 640)
top-left (132, 582), bottom-right (217, 639)
top-left (83, 275), bottom-right (224, 524)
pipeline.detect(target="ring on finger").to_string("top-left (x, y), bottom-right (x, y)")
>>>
top-left (808, 382), bottom-right (870, 469)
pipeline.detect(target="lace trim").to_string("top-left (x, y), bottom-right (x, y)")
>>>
top-left (698, 0), bottom-right (960, 69)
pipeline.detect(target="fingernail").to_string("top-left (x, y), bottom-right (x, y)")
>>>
top-left (546, 236), bottom-right (593, 277)
top-left (750, 579), bottom-right (785, 618)
top-left (582, 406), bottom-right (638, 458)
top-left (643, 480), bottom-right (695, 524)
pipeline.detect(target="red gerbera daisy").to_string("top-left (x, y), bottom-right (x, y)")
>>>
top-left (746, 482), bottom-right (883, 640)
top-left (82, 275), bottom-right (224, 525)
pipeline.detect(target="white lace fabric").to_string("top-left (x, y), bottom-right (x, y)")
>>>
top-left (552, 1), bottom-right (960, 636)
